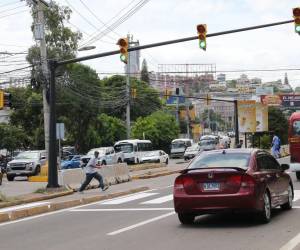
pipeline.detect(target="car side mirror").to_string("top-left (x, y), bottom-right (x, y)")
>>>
top-left (281, 164), bottom-right (289, 171)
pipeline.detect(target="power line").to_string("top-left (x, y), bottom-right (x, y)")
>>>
top-left (0, 65), bottom-right (33, 75)
top-left (0, 3), bottom-right (26, 15)
top-left (0, 9), bottom-right (27, 19)
top-left (0, 1), bottom-right (21, 9)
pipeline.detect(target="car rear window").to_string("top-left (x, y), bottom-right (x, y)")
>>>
top-left (188, 152), bottom-right (251, 170)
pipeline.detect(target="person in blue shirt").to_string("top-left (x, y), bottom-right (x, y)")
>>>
top-left (271, 135), bottom-right (281, 159)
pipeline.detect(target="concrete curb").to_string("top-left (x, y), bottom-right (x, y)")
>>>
top-left (0, 189), bottom-right (74, 209)
top-left (0, 186), bottom-right (149, 223)
top-left (129, 163), bottom-right (166, 172)
top-left (132, 170), bottom-right (180, 180)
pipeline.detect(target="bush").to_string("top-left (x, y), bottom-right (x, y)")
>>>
top-left (260, 135), bottom-right (271, 149)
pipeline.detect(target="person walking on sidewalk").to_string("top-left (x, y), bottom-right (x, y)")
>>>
top-left (79, 151), bottom-right (109, 193)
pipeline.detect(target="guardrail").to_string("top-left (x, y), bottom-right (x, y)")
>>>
top-left (58, 163), bottom-right (131, 189)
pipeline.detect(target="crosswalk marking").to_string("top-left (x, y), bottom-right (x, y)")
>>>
top-left (100, 192), bottom-right (159, 205)
top-left (141, 194), bottom-right (173, 204)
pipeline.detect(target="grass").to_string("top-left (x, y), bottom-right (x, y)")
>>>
top-left (34, 186), bottom-right (70, 194)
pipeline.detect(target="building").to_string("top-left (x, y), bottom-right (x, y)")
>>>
top-left (217, 73), bottom-right (226, 82)
top-left (125, 38), bottom-right (140, 78)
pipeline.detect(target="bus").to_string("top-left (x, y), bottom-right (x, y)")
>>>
top-left (289, 112), bottom-right (300, 179)
top-left (170, 139), bottom-right (193, 158)
top-left (114, 139), bottom-right (152, 164)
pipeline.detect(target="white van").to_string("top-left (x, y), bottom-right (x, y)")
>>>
top-left (170, 139), bottom-right (193, 158)
top-left (114, 139), bottom-right (152, 164)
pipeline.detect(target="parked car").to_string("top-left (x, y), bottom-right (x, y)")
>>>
top-left (61, 155), bottom-right (81, 169)
top-left (173, 149), bottom-right (293, 224)
top-left (198, 139), bottom-right (217, 151)
top-left (6, 150), bottom-right (47, 181)
top-left (184, 144), bottom-right (201, 161)
top-left (81, 147), bottom-right (124, 167)
top-left (141, 150), bottom-right (169, 164)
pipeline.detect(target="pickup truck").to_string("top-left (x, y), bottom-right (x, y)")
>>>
top-left (6, 150), bottom-right (47, 181)
top-left (80, 147), bottom-right (124, 167)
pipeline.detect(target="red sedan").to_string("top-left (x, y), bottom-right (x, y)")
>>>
top-left (173, 149), bottom-right (293, 224)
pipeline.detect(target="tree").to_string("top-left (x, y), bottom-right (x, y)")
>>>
top-left (268, 107), bottom-right (288, 144)
top-left (295, 86), bottom-right (300, 93)
top-left (131, 111), bottom-right (180, 152)
top-left (140, 59), bottom-right (149, 84)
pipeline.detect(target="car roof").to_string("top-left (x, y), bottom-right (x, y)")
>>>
top-left (203, 148), bottom-right (258, 155)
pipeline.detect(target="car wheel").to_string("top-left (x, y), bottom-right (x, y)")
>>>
top-left (0, 175), bottom-right (2, 185)
top-left (166, 158), bottom-right (169, 165)
top-left (7, 174), bottom-right (15, 182)
top-left (281, 184), bottom-right (293, 210)
top-left (258, 191), bottom-right (271, 223)
top-left (35, 166), bottom-right (41, 175)
top-left (102, 161), bottom-right (106, 166)
top-left (117, 158), bottom-right (122, 163)
top-left (296, 172), bottom-right (300, 180)
top-left (178, 213), bottom-right (195, 225)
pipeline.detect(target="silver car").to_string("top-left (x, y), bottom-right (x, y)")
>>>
top-left (199, 139), bottom-right (217, 151)
top-left (6, 151), bottom-right (47, 181)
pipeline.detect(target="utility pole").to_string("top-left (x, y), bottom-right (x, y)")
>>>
top-left (185, 64), bottom-right (190, 138)
top-left (33, 0), bottom-right (50, 156)
top-left (126, 34), bottom-right (131, 139)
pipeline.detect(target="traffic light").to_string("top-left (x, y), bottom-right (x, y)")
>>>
top-left (0, 90), bottom-right (3, 109)
top-left (4, 92), bottom-right (12, 108)
top-left (293, 7), bottom-right (300, 34)
top-left (117, 38), bottom-right (128, 64)
top-left (175, 87), bottom-right (180, 95)
top-left (197, 24), bottom-right (207, 50)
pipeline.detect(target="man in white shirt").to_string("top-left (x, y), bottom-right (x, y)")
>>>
top-left (79, 151), bottom-right (109, 193)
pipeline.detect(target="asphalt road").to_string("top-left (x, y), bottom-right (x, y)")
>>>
top-left (2, 157), bottom-right (300, 250)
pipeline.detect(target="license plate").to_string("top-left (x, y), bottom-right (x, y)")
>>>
top-left (203, 182), bottom-right (220, 191)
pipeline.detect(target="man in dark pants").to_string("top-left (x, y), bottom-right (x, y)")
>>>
top-left (79, 151), bottom-right (109, 193)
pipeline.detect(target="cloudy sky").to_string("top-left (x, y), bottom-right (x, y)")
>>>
top-left (0, 0), bottom-right (300, 87)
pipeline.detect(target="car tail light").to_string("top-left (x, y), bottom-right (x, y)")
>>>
top-left (227, 175), bottom-right (242, 185)
top-left (174, 176), bottom-right (184, 194)
top-left (174, 175), bottom-right (195, 194)
top-left (240, 174), bottom-right (255, 194)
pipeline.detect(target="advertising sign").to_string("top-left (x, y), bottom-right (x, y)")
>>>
top-left (256, 87), bottom-right (274, 96)
top-left (256, 103), bottom-right (268, 132)
top-left (261, 95), bottom-right (282, 106)
top-left (281, 95), bottom-right (300, 107)
top-left (238, 100), bottom-right (256, 133)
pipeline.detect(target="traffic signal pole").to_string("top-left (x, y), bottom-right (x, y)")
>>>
top-left (126, 34), bottom-right (131, 139)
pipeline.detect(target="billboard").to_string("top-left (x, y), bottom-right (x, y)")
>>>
top-left (261, 95), bottom-right (282, 106)
top-left (281, 95), bottom-right (300, 107)
top-left (256, 103), bottom-right (268, 132)
top-left (238, 100), bottom-right (256, 133)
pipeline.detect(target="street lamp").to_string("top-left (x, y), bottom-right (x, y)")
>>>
top-left (78, 46), bottom-right (96, 51)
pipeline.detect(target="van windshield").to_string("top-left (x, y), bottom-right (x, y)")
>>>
top-left (114, 144), bottom-right (133, 153)
top-left (293, 120), bottom-right (300, 136)
top-left (171, 142), bottom-right (186, 149)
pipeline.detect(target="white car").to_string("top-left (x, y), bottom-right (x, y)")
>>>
top-left (184, 144), bottom-right (201, 160)
top-left (141, 150), bottom-right (169, 164)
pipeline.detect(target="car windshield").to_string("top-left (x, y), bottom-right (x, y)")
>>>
top-left (186, 145), bottom-right (199, 151)
top-left (189, 152), bottom-right (251, 170)
top-left (15, 152), bottom-right (39, 160)
top-left (87, 149), bottom-right (105, 156)
top-left (114, 144), bottom-right (133, 153)
top-left (199, 140), bottom-right (215, 146)
top-left (144, 151), bottom-right (159, 157)
top-left (171, 143), bottom-right (186, 149)
top-left (293, 120), bottom-right (300, 136)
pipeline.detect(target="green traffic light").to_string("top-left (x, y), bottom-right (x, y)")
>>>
top-left (120, 54), bottom-right (127, 63)
top-left (296, 25), bottom-right (300, 33)
top-left (199, 40), bottom-right (206, 50)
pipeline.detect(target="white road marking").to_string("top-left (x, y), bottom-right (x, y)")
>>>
top-left (107, 212), bottom-right (175, 236)
top-left (0, 202), bottom-right (49, 213)
top-left (100, 192), bottom-right (158, 205)
top-left (294, 190), bottom-right (300, 201)
top-left (141, 194), bottom-right (173, 204)
top-left (71, 208), bottom-right (174, 212)
top-left (279, 232), bottom-right (300, 250)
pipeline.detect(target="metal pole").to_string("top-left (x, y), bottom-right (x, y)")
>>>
top-left (234, 100), bottom-right (239, 147)
top-left (126, 34), bottom-right (131, 139)
top-left (36, 0), bottom-right (50, 158)
top-left (47, 59), bottom-right (59, 188)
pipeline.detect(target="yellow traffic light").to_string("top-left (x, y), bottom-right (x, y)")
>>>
top-left (293, 7), bottom-right (300, 34)
top-left (117, 38), bottom-right (128, 64)
top-left (197, 24), bottom-right (207, 51)
top-left (131, 88), bottom-right (137, 99)
top-left (0, 90), bottom-right (3, 109)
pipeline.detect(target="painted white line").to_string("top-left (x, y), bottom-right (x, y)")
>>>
top-left (294, 190), bottom-right (300, 202)
top-left (279, 232), bottom-right (300, 250)
top-left (100, 192), bottom-right (158, 205)
top-left (0, 202), bottom-right (49, 213)
top-left (0, 189), bottom-right (152, 227)
top-left (141, 194), bottom-right (173, 204)
top-left (292, 206), bottom-right (300, 209)
top-left (107, 211), bottom-right (175, 236)
top-left (71, 208), bottom-right (174, 212)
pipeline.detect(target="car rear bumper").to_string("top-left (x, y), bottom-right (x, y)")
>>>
top-left (6, 170), bottom-right (35, 176)
top-left (174, 192), bottom-right (262, 215)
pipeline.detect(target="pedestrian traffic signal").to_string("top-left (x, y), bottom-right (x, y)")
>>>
top-left (117, 38), bottom-right (128, 64)
top-left (0, 90), bottom-right (3, 109)
top-left (197, 24), bottom-right (207, 50)
top-left (293, 7), bottom-right (300, 34)
top-left (4, 92), bottom-right (12, 108)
